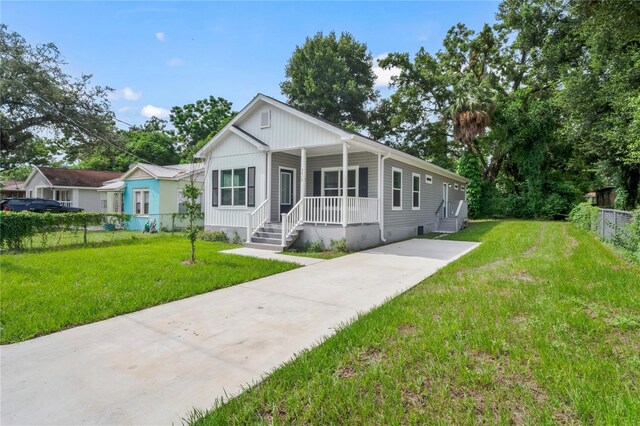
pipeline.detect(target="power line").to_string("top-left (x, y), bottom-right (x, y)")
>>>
top-left (4, 49), bottom-right (158, 166)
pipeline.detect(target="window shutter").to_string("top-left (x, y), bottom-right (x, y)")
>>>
top-left (247, 166), bottom-right (256, 207)
top-left (359, 167), bottom-right (368, 197)
top-left (212, 170), bottom-right (218, 207)
top-left (313, 171), bottom-right (321, 196)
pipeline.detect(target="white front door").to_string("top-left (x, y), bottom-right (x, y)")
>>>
top-left (442, 183), bottom-right (449, 217)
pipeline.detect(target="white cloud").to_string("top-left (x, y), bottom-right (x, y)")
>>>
top-left (109, 87), bottom-right (142, 101)
top-left (373, 54), bottom-right (401, 88)
top-left (141, 104), bottom-right (170, 119)
top-left (122, 87), bottom-right (142, 101)
top-left (155, 32), bottom-right (166, 42)
top-left (167, 58), bottom-right (185, 67)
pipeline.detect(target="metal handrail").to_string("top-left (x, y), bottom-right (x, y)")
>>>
top-left (435, 199), bottom-right (445, 217)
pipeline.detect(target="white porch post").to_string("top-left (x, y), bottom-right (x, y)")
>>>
top-left (300, 148), bottom-right (307, 221)
top-left (342, 142), bottom-right (348, 227)
top-left (266, 151), bottom-right (272, 211)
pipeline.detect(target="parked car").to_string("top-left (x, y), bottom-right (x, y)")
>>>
top-left (0, 198), bottom-right (84, 213)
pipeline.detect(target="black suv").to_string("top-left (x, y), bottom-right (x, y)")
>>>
top-left (0, 198), bottom-right (84, 213)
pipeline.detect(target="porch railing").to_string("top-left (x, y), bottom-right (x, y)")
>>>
top-left (246, 198), bottom-right (270, 243)
top-left (455, 200), bottom-right (468, 230)
top-left (281, 198), bottom-right (305, 246)
top-left (302, 196), bottom-right (379, 225)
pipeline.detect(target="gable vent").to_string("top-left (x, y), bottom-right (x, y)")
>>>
top-left (260, 109), bottom-right (271, 128)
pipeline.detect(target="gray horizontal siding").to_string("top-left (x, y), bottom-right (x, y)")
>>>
top-left (383, 158), bottom-right (466, 236)
top-left (270, 152), bottom-right (301, 221)
top-left (305, 151), bottom-right (378, 198)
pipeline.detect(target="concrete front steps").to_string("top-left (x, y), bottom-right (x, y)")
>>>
top-left (244, 222), bottom-right (300, 250)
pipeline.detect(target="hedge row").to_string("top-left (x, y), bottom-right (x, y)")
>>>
top-left (0, 212), bottom-right (131, 251)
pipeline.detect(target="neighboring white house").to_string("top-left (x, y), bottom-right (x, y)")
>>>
top-left (23, 167), bottom-right (123, 212)
top-left (195, 93), bottom-right (469, 250)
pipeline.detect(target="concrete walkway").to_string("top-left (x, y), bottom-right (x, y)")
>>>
top-left (1, 238), bottom-right (479, 425)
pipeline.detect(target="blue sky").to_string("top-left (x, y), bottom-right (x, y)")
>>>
top-left (4, 1), bottom-right (499, 127)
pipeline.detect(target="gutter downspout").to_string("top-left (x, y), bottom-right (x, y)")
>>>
top-left (379, 151), bottom-right (391, 243)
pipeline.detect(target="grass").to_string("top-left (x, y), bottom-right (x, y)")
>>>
top-left (192, 220), bottom-right (640, 424)
top-left (10, 229), bottom-right (162, 252)
top-left (0, 235), bottom-right (298, 344)
top-left (282, 250), bottom-right (349, 260)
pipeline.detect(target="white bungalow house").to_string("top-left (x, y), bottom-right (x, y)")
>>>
top-left (196, 94), bottom-right (469, 250)
top-left (23, 167), bottom-right (123, 212)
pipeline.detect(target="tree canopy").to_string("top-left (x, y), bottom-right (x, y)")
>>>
top-left (280, 31), bottom-right (378, 130)
top-left (0, 24), bottom-right (116, 171)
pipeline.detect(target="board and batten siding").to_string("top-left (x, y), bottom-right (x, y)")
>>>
top-left (305, 151), bottom-right (379, 198)
top-left (383, 159), bottom-right (466, 240)
top-left (270, 152), bottom-right (301, 222)
top-left (237, 106), bottom-right (342, 150)
top-left (204, 150), bottom-right (267, 228)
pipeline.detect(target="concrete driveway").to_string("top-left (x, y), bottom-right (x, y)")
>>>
top-left (1, 238), bottom-right (478, 425)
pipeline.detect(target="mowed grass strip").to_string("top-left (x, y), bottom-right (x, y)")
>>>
top-left (0, 236), bottom-right (298, 344)
top-left (192, 221), bottom-right (640, 425)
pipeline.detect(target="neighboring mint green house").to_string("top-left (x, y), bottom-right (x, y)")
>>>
top-left (98, 163), bottom-right (204, 231)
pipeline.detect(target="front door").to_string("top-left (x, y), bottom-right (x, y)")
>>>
top-left (442, 182), bottom-right (449, 217)
top-left (280, 168), bottom-right (295, 215)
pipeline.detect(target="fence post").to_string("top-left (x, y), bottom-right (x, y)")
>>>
top-left (83, 223), bottom-right (87, 245)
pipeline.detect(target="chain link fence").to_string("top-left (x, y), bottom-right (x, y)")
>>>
top-left (597, 209), bottom-right (633, 240)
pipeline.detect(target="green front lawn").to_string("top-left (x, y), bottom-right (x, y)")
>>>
top-left (0, 236), bottom-right (298, 344)
top-left (193, 220), bottom-right (640, 424)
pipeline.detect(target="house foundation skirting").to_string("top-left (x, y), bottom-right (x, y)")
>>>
top-left (204, 225), bottom-right (247, 241)
top-left (295, 223), bottom-right (381, 251)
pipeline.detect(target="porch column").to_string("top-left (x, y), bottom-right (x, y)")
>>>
top-left (300, 148), bottom-right (307, 221)
top-left (266, 151), bottom-right (272, 202)
top-left (342, 142), bottom-right (348, 227)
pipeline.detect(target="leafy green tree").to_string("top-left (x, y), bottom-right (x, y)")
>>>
top-left (557, 0), bottom-right (640, 209)
top-left (181, 178), bottom-right (203, 264)
top-left (0, 24), bottom-right (116, 169)
top-left (170, 96), bottom-right (234, 157)
top-left (281, 31), bottom-right (378, 129)
top-left (78, 118), bottom-right (180, 171)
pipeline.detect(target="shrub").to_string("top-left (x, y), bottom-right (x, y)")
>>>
top-left (0, 212), bottom-right (131, 251)
top-left (329, 238), bottom-right (349, 253)
top-left (568, 202), bottom-right (599, 233)
top-left (231, 231), bottom-right (243, 245)
top-left (201, 231), bottom-right (229, 243)
top-left (305, 240), bottom-right (325, 253)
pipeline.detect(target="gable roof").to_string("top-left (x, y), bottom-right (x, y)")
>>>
top-left (25, 167), bottom-right (123, 188)
top-left (1, 180), bottom-right (25, 191)
top-left (195, 93), bottom-right (469, 183)
top-left (120, 163), bottom-right (205, 181)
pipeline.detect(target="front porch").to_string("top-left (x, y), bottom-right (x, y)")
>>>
top-left (247, 143), bottom-right (383, 248)
top-left (34, 187), bottom-right (74, 207)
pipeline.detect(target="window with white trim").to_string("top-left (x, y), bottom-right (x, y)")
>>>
top-left (134, 189), bottom-right (149, 216)
top-left (220, 168), bottom-right (246, 206)
top-left (260, 109), bottom-right (271, 128)
top-left (321, 167), bottom-right (358, 197)
top-left (392, 167), bottom-right (402, 210)
top-left (425, 174), bottom-right (433, 184)
top-left (178, 189), bottom-right (203, 213)
top-left (412, 173), bottom-right (420, 210)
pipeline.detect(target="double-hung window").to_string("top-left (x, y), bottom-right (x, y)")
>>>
top-left (134, 189), bottom-right (149, 216)
top-left (412, 173), bottom-right (420, 210)
top-left (392, 167), bottom-right (402, 210)
top-left (220, 168), bottom-right (246, 206)
top-left (322, 167), bottom-right (358, 197)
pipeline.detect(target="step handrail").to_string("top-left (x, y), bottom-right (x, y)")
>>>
top-left (435, 199), bottom-right (445, 217)
top-left (246, 198), bottom-right (270, 243)
top-left (281, 198), bottom-right (305, 246)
